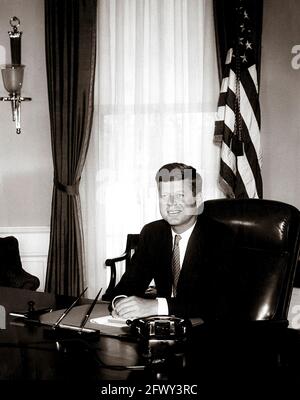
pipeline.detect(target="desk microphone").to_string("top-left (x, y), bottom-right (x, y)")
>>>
top-left (79, 287), bottom-right (102, 331)
top-left (44, 286), bottom-right (100, 341)
top-left (52, 287), bottom-right (88, 329)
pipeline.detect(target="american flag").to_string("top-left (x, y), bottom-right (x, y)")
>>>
top-left (214, 0), bottom-right (263, 199)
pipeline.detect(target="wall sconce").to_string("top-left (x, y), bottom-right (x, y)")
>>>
top-left (0, 17), bottom-right (31, 134)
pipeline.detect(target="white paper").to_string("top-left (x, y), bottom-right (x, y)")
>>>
top-left (90, 315), bottom-right (128, 327)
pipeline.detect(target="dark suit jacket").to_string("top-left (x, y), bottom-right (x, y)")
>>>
top-left (109, 214), bottom-right (228, 319)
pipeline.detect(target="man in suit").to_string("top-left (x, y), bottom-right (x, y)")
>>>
top-left (110, 162), bottom-right (221, 320)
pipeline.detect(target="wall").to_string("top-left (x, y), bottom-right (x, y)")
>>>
top-left (0, 0), bottom-right (52, 289)
top-left (260, 0), bottom-right (300, 209)
top-left (261, 0), bottom-right (300, 325)
top-left (0, 0), bottom-right (52, 227)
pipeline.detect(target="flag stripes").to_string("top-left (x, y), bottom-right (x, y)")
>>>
top-left (214, 1), bottom-right (263, 199)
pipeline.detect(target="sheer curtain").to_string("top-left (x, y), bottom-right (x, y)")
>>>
top-left (81, 0), bottom-right (222, 298)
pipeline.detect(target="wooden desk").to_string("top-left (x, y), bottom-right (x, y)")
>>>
top-left (1, 286), bottom-right (300, 397)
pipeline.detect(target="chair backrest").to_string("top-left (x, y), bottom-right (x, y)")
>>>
top-left (124, 234), bottom-right (140, 271)
top-left (202, 199), bottom-right (300, 322)
top-left (0, 236), bottom-right (40, 290)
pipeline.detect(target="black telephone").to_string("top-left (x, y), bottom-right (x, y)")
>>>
top-left (128, 315), bottom-right (191, 341)
top-left (128, 316), bottom-right (191, 375)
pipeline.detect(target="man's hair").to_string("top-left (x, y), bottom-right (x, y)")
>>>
top-left (155, 162), bottom-right (202, 196)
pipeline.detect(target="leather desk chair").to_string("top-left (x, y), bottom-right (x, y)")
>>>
top-left (188, 199), bottom-right (300, 375)
top-left (0, 236), bottom-right (40, 290)
top-left (203, 198), bottom-right (300, 324)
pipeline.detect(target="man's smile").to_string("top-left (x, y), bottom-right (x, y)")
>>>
top-left (167, 209), bottom-right (182, 215)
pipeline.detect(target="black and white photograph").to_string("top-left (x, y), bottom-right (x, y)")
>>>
top-left (0, 0), bottom-right (300, 398)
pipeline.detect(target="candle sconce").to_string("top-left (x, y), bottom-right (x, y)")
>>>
top-left (0, 17), bottom-right (31, 134)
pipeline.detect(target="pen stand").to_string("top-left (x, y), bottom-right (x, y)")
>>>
top-left (43, 325), bottom-right (100, 342)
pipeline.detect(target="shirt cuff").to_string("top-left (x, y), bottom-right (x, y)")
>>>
top-left (157, 297), bottom-right (169, 315)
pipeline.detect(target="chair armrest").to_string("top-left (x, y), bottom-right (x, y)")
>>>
top-left (216, 319), bottom-right (287, 327)
top-left (247, 319), bottom-right (289, 328)
top-left (200, 319), bottom-right (289, 337)
top-left (105, 254), bottom-right (127, 266)
top-left (102, 254), bottom-right (127, 301)
top-left (6, 268), bottom-right (40, 291)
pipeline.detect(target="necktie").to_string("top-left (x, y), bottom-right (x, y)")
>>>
top-left (172, 234), bottom-right (182, 296)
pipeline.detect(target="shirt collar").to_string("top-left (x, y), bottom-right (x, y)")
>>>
top-left (171, 221), bottom-right (196, 241)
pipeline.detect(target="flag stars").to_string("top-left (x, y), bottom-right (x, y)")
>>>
top-left (244, 11), bottom-right (249, 19)
top-left (245, 41), bottom-right (252, 49)
top-left (239, 37), bottom-right (244, 45)
top-left (240, 23), bottom-right (245, 32)
top-left (240, 54), bottom-right (247, 63)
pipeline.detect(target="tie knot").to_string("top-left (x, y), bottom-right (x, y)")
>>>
top-left (174, 234), bottom-right (182, 246)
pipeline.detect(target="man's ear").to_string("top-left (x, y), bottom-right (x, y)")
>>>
top-left (195, 191), bottom-right (203, 208)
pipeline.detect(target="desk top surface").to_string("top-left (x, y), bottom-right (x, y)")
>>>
top-left (1, 286), bottom-right (300, 391)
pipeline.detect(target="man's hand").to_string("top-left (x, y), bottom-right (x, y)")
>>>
top-left (112, 296), bottom-right (158, 319)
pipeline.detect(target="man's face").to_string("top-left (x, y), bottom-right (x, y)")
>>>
top-left (158, 179), bottom-right (201, 233)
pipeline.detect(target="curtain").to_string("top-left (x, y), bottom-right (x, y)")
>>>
top-left (81, 0), bottom-right (221, 298)
top-left (213, 0), bottom-right (263, 85)
top-left (45, 0), bottom-right (97, 296)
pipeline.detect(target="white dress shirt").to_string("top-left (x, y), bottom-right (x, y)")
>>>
top-left (157, 222), bottom-right (196, 314)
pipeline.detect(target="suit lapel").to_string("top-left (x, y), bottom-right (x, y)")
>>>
top-left (165, 226), bottom-right (173, 294)
top-left (179, 216), bottom-right (206, 283)
top-left (158, 221), bottom-right (173, 296)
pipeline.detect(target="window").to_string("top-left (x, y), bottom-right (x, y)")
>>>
top-left (81, 0), bottom-right (221, 297)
